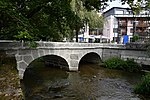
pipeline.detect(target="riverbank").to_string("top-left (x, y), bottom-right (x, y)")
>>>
top-left (0, 51), bottom-right (23, 99)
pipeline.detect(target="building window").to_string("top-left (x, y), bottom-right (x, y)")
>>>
top-left (130, 28), bottom-right (133, 33)
top-left (125, 11), bottom-right (129, 14)
top-left (130, 20), bottom-right (133, 24)
top-left (116, 10), bottom-right (124, 14)
top-left (113, 28), bottom-right (118, 33)
top-left (128, 11), bottom-right (131, 14)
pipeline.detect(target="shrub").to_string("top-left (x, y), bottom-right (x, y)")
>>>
top-left (104, 57), bottom-right (141, 72)
top-left (104, 57), bottom-right (126, 69)
top-left (125, 59), bottom-right (141, 72)
top-left (134, 73), bottom-right (150, 94)
top-left (132, 35), bottom-right (139, 42)
top-left (26, 41), bottom-right (38, 48)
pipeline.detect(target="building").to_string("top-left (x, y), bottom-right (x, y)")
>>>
top-left (103, 7), bottom-right (150, 44)
top-left (77, 22), bottom-right (107, 43)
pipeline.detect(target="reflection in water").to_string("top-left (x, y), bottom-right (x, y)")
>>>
top-left (22, 61), bottom-right (144, 100)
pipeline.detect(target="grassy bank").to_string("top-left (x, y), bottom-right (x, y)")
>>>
top-left (134, 73), bottom-right (150, 98)
top-left (104, 57), bottom-right (150, 97)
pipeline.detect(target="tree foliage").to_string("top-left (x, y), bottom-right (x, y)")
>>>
top-left (81, 0), bottom-right (108, 11)
top-left (71, 0), bottom-right (104, 29)
top-left (0, 0), bottom-right (78, 41)
top-left (0, 0), bottom-right (149, 41)
top-left (85, 11), bottom-right (104, 29)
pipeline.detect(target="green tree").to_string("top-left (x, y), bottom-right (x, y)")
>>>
top-left (70, 0), bottom-right (84, 42)
top-left (0, 0), bottom-right (149, 41)
top-left (71, 0), bottom-right (104, 29)
top-left (71, 0), bottom-right (104, 42)
top-left (84, 11), bottom-right (104, 29)
top-left (0, 0), bottom-right (77, 41)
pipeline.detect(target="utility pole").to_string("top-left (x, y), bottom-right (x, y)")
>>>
top-left (117, 18), bottom-right (120, 44)
top-left (133, 14), bottom-right (136, 36)
top-left (76, 29), bottom-right (79, 42)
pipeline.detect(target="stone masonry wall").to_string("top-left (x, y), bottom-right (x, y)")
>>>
top-left (1, 41), bottom-right (150, 79)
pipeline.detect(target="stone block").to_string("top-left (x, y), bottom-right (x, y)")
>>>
top-left (8, 42), bottom-right (21, 48)
top-left (142, 59), bottom-right (150, 65)
top-left (19, 74), bottom-right (23, 79)
top-left (49, 50), bottom-right (54, 54)
top-left (38, 49), bottom-right (44, 56)
top-left (70, 54), bottom-right (78, 60)
top-left (32, 50), bottom-right (39, 59)
top-left (23, 55), bottom-right (33, 64)
top-left (6, 50), bottom-right (17, 55)
top-left (69, 67), bottom-right (78, 71)
top-left (18, 61), bottom-right (27, 70)
top-left (44, 43), bottom-right (54, 47)
top-left (19, 69), bottom-right (25, 79)
top-left (15, 55), bottom-right (22, 61)
top-left (19, 50), bottom-right (31, 55)
top-left (44, 50), bottom-right (49, 55)
top-left (70, 60), bottom-right (78, 67)
top-left (38, 42), bottom-right (45, 47)
top-left (121, 50), bottom-right (148, 57)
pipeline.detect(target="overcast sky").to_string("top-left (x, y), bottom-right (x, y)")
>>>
top-left (103, 0), bottom-right (130, 12)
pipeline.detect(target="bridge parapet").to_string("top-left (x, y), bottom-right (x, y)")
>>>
top-left (0, 41), bottom-right (22, 50)
top-left (0, 41), bottom-right (126, 50)
top-left (2, 41), bottom-right (150, 50)
top-left (37, 42), bottom-right (126, 49)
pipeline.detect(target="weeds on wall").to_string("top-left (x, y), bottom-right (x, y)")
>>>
top-left (14, 31), bottom-right (38, 48)
top-left (25, 41), bottom-right (38, 48)
top-left (132, 35), bottom-right (139, 42)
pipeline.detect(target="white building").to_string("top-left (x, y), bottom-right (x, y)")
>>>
top-left (103, 7), bottom-right (150, 44)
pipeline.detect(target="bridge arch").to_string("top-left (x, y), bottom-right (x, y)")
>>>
top-left (16, 48), bottom-right (70, 79)
top-left (23, 54), bottom-right (69, 79)
top-left (29, 55), bottom-right (69, 69)
top-left (79, 52), bottom-right (102, 66)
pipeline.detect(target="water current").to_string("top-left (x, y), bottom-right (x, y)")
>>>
top-left (21, 60), bottom-right (144, 100)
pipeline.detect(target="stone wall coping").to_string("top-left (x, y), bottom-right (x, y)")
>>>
top-left (0, 41), bottom-right (126, 50)
top-left (0, 41), bottom-right (148, 51)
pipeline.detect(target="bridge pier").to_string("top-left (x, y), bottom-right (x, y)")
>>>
top-left (69, 60), bottom-right (79, 71)
top-left (15, 53), bottom-right (34, 79)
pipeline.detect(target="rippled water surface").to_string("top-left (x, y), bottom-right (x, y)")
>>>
top-left (21, 61), bottom-right (144, 100)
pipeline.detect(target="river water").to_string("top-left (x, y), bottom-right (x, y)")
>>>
top-left (21, 60), bottom-right (144, 100)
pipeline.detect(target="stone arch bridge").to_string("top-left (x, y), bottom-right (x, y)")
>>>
top-left (0, 41), bottom-right (150, 79)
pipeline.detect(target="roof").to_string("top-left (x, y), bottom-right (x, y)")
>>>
top-left (103, 7), bottom-right (131, 15)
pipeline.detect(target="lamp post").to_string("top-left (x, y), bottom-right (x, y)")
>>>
top-left (117, 18), bottom-right (120, 44)
top-left (133, 15), bottom-right (136, 36)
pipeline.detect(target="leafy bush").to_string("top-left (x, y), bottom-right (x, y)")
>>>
top-left (26, 41), bottom-right (38, 48)
top-left (15, 31), bottom-right (33, 41)
top-left (134, 73), bottom-right (150, 94)
top-left (125, 59), bottom-right (141, 72)
top-left (132, 35), bottom-right (139, 42)
top-left (104, 57), bottom-right (141, 72)
top-left (104, 57), bottom-right (126, 69)
top-left (14, 31), bottom-right (38, 48)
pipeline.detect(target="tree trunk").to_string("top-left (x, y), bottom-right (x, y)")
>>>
top-left (76, 29), bottom-right (79, 42)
